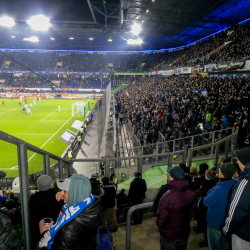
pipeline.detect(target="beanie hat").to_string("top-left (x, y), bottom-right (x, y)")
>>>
top-left (67, 174), bottom-right (91, 207)
top-left (237, 148), bottom-right (250, 166)
top-left (167, 167), bottom-right (185, 180)
top-left (0, 171), bottom-right (6, 179)
top-left (134, 171), bottom-right (142, 178)
top-left (205, 169), bottom-right (216, 180)
top-left (220, 163), bottom-right (238, 178)
top-left (37, 175), bottom-right (52, 191)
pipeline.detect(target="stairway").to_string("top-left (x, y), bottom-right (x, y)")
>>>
top-left (113, 217), bottom-right (208, 250)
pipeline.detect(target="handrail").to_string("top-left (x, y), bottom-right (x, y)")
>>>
top-left (126, 202), bottom-right (153, 250)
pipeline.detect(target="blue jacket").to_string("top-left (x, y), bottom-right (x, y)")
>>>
top-left (0, 195), bottom-right (6, 203)
top-left (222, 116), bottom-right (228, 128)
top-left (204, 179), bottom-right (236, 230)
top-left (221, 168), bottom-right (250, 242)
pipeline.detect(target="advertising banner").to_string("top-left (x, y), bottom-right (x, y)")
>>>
top-left (194, 66), bottom-right (204, 73)
top-left (57, 62), bottom-right (62, 66)
top-left (214, 61), bottom-right (230, 72)
top-left (228, 58), bottom-right (248, 70)
top-left (0, 70), bottom-right (112, 75)
top-left (160, 70), bottom-right (173, 76)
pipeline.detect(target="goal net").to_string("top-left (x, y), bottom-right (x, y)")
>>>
top-left (72, 102), bottom-right (86, 117)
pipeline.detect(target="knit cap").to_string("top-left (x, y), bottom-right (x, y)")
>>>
top-left (220, 163), bottom-right (238, 178)
top-left (237, 148), bottom-right (250, 166)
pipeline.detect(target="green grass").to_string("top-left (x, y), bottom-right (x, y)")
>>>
top-left (111, 85), bottom-right (128, 94)
top-left (0, 98), bottom-right (97, 177)
top-left (118, 159), bottom-right (215, 189)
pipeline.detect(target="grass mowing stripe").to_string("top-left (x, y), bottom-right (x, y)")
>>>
top-left (0, 107), bottom-right (21, 115)
top-left (40, 109), bottom-right (59, 121)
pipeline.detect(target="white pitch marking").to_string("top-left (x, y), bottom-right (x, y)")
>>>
top-left (41, 120), bottom-right (68, 122)
top-left (27, 115), bottom-right (74, 163)
top-left (40, 110), bottom-right (59, 121)
top-left (10, 133), bottom-right (54, 135)
top-left (0, 107), bottom-right (21, 115)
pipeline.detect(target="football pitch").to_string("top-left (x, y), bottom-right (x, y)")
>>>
top-left (0, 98), bottom-right (97, 177)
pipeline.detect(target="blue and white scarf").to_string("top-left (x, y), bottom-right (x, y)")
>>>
top-left (39, 194), bottom-right (95, 249)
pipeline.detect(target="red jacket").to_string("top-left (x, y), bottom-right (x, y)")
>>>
top-left (156, 180), bottom-right (196, 241)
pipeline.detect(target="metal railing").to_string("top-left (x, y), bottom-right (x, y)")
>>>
top-left (117, 126), bottom-right (235, 161)
top-left (126, 202), bottom-right (153, 250)
top-left (0, 127), bottom-right (238, 249)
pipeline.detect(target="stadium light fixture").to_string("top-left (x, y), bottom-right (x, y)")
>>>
top-left (108, 38), bottom-right (112, 42)
top-left (146, 9), bottom-right (149, 13)
top-left (69, 37), bottom-right (74, 40)
top-left (89, 37), bottom-right (94, 40)
top-left (50, 37), bottom-right (55, 40)
top-left (127, 38), bottom-right (143, 45)
top-left (23, 36), bottom-right (39, 42)
top-left (27, 15), bottom-right (51, 31)
top-left (0, 16), bottom-right (15, 27)
top-left (131, 23), bottom-right (141, 36)
top-left (11, 36), bottom-right (16, 38)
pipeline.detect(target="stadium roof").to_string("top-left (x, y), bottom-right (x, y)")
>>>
top-left (0, 0), bottom-right (250, 51)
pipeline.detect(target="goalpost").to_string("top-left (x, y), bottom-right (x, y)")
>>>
top-left (72, 102), bottom-right (86, 117)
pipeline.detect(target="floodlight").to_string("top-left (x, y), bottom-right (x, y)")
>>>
top-left (27, 15), bottom-right (51, 31)
top-left (127, 38), bottom-right (143, 45)
top-left (146, 9), bottom-right (149, 13)
top-left (89, 37), bottom-right (94, 40)
top-left (23, 36), bottom-right (39, 42)
top-left (50, 37), bottom-right (55, 40)
top-left (69, 37), bottom-right (74, 40)
top-left (0, 16), bottom-right (15, 27)
top-left (11, 36), bottom-right (16, 38)
top-left (131, 23), bottom-right (141, 36)
top-left (108, 38), bottom-right (112, 42)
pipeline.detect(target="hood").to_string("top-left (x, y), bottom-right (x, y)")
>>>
top-left (167, 180), bottom-right (189, 192)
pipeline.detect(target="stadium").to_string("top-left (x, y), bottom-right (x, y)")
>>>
top-left (0, 0), bottom-right (250, 250)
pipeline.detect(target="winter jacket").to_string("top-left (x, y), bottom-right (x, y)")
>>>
top-left (153, 184), bottom-right (168, 214)
top-left (102, 184), bottom-right (116, 210)
top-left (0, 211), bottom-right (21, 250)
top-left (40, 197), bottom-right (103, 250)
top-left (29, 189), bottom-right (63, 242)
top-left (128, 178), bottom-right (147, 203)
top-left (203, 178), bottom-right (236, 231)
top-left (221, 168), bottom-right (250, 242)
top-left (156, 180), bottom-right (196, 241)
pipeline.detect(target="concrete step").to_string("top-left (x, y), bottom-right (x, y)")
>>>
top-left (113, 217), bottom-right (206, 250)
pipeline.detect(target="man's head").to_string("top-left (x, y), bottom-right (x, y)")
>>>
top-left (236, 148), bottom-right (250, 171)
top-left (199, 163), bottom-right (209, 175)
top-left (101, 176), bottom-right (109, 185)
top-left (167, 167), bottom-right (185, 181)
top-left (219, 163), bottom-right (238, 179)
top-left (37, 175), bottom-right (53, 191)
top-left (0, 171), bottom-right (6, 180)
top-left (57, 174), bottom-right (91, 207)
top-left (134, 171), bottom-right (142, 179)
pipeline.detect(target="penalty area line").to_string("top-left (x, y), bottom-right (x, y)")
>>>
top-left (40, 109), bottom-right (59, 121)
top-left (0, 107), bottom-right (21, 115)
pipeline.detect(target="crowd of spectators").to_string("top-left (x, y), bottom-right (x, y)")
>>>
top-left (208, 22), bottom-right (250, 63)
top-left (116, 75), bottom-right (250, 150)
top-left (154, 147), bottom-right (250, 249)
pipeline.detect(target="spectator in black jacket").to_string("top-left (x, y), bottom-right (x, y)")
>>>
top-left (29, 175), bottom-right (63, 248)
top-left (128, 171), bottom-right (147, 225)
top-left (38, 174), bottom-right (103, 250)
top-left (221, 148), bottom-right (250, 250)
top-left (191, 163), bottom-right (209, 191)
top-left (101, 176), bottom-right (117, 233)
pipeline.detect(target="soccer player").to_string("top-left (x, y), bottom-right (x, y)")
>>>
top-left (58, 105), bottom-right (61, 113)
top-left (2, 100), bottom-right (4, 105)
top-left (39, 97), bottom-right (41, 103)
top-left (26, 108), bottom-right (32, 114)
top-left (30, 103), bottom-right (33, 108)
top-left (19, 102), bottom-right (21, 107)
top-left (33, 99), bottom-right (36, 106)
top-left (22, 105), bottom-right (26, 113)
